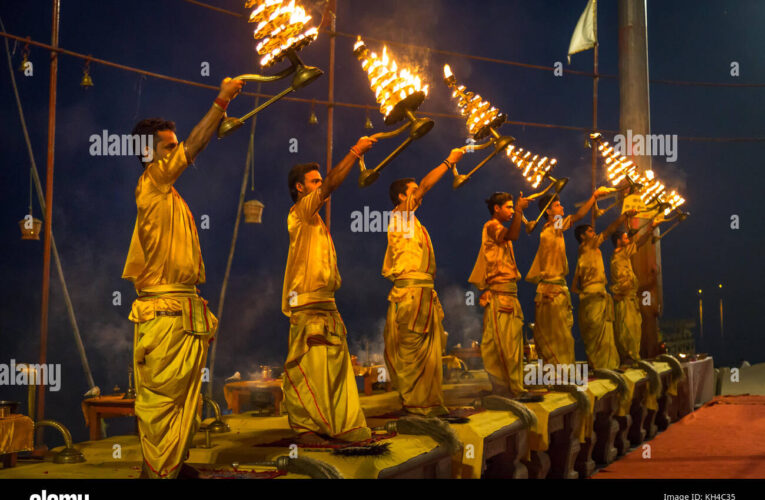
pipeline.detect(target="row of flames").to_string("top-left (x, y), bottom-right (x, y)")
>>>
top-left (353, 36), bottom-right (428, 120)
top-left (443, 64), bottom-right (501, 137)
top-left (242, 1), bottom-right (685, 217)
top-left (247, 0), bottom-right (319, 67)
top-left (596, 140), bottom-right (685, 215)
top-left (506, 147), bottom-right (558, 189)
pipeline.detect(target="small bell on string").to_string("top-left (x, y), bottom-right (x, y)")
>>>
top-left (308, 100), bottom-right (318, 125)
top-left (364, 111), bottom-right (373, 130)
top-left (18, 41), bottom-right (31, 73)
top-left (19, 53), bottom-right (29, 73)
top-left (584, 135), bottom-right (591, 149)
top-left (80, 59), bottom-right (94, 89)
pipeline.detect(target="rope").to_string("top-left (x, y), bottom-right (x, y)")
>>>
top-left (2, 29), bottom-right (764, 141)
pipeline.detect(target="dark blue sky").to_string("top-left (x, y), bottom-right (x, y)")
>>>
top-left (1, 0), bottom-right (763, 442)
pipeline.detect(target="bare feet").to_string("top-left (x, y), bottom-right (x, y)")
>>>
top-left (295, 431), bottom-right (332, 446)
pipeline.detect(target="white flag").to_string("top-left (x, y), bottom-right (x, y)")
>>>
top-left (567, 0), bottom-right (597, 64)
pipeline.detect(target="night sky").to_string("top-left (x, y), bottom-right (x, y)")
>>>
top-left (1, 0), bottom-right (763, 442)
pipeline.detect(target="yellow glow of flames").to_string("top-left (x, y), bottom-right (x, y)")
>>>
top-left (443, 64), bottom-right (501, 137)
top-left (505, 145), bottom-right (557, 189)
top-left (247, 0), bottom-right (319, 67)
top-left (354, 37), bottom-right (428, 119)
top-left (596, 139), bottom-right (685, 214)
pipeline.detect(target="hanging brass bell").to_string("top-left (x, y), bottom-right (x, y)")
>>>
top-left (80, 71), bottom-right (94, 89)
top-left (18, 54), bottom-right (29, 73)
top-left (364, 116), bottom-right (373, 130)
top-left (308, 110), bottom-right (318, 125)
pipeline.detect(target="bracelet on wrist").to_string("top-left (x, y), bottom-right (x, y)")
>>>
top-left (350, 146), bottom-right (362, 159)
top-left (443, 159), bottom-right (453, 170)
top-left (214, 97), bottom-right (229, 112)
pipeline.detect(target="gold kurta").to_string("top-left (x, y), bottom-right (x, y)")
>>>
top-left (611, 241), bottom-right (642, 363)
top-left (572, 234), bottom-right (619, 370)
top-left (469, 219), bottom-right (525, 395)
top-left (281, 188), bottom-right (369, 441)
top-left (525, 215), bottom-right (575, 365)
top-left (122, 143), bottom-right (217, 479)
top-left (382, 195), bottom-right (447, 416)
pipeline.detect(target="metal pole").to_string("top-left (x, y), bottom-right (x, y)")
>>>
top-left (324, 0), bottom-right (337, 232)
top-left (206, 86), bottom-right (261, 404)
top-left (37, 0), bottom-right (61, 442)
top-left (618, 0), bottom-right (661, 358)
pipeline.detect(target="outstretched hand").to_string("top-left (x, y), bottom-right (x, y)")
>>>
top-left (447, 148), bottom-right (465, 164)
top-left (594, 186), bottom-right (613, 198)
top-left (623, 209), bottom-right (638, 218)
top-left (355, 136), bottom-right (377, 155)
top-left (219, 77), bottom-right (245, 101)
top-left (516, 191), bottom-right (530, 211)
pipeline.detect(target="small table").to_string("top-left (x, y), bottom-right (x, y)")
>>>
top-left (669, 357), bottom-right (715, 421)
top-left (223, 380), bottom-right (284, 415)
top-left (450, 347), bottom-right (483, 370)
top-left (0, 414), bottom-right (34, 468)
top-left (81, 395), bottom-right (136, 441)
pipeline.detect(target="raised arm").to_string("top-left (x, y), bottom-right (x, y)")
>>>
top-left (571, 187), bottom-right (611, 224)
top-left (412, 148), bottom-right (465, 204)
top-left (183, 77), bottom-right (245, 164)
top-left (634, 219), bottom-right (661, 248)
top-left (320, 136), bottom-right (376, 200)
top-left (506, 192), bottom-right (530, 241)
top-left (602, 210), bottom-right (637, 240)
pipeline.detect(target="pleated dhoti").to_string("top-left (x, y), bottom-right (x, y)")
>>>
top-left (282, 305), bottom-right (371, 442)
top-left (578, 284), bottom-right (620, 370)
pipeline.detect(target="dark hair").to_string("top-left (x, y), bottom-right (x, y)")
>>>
top-left (288, 163), bottom-right (320, 202)
top-left (574, 224), bottom-right (591, 244)
top-left (131, 118), bottom-right (176, 167)
top-left (611, 230), bottom-right (626, 247)
top-left (538, 193), bottom-right (559, 218)
top-left (389, 178), bottom-right (416, 206)
top-left (485, 192), bottom-right (513, 216)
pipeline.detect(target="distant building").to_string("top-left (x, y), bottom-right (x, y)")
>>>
top-left (659, 319), bottom-right (696, 357)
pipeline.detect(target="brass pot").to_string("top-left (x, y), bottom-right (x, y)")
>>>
top-left (0, 400), bottom-right (20, 418)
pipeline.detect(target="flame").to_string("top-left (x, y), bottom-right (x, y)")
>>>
top-left (594, 138), bottom-right (686, 213)
top-left (247, 0), bottom-right (319, 67)
top-left (505, 146), bottom-right (557, 189)
top-left (354, 37), bottom-right (429, 119)
top-left (443, 64), bottom-right (502, 137)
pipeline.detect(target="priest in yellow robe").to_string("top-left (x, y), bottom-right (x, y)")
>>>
top-left (610, 217), bottom-right (661, 366)
top-left (468, 192), bottom-right (530, 397)
top-left (572, 210), bottom-right (637, 370)
top-left (282, 136), bottom-right (376, 444)
top-left (122, 78), bottom-right (244, 478)
top-left (525, 187), bottom-right (610, 366)
top-left (382, 148), bottom-right (465, 416)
